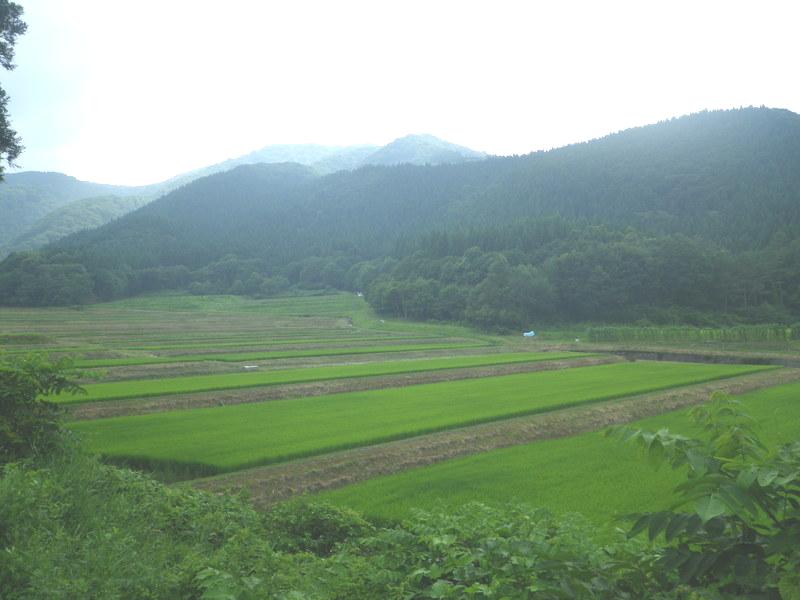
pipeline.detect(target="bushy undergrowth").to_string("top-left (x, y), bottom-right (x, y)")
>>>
top-left (0, 353), bottom-right (81, 464)
top-left (586, 324), bottom-right (799, 344)
top-left (610, 395), bottom-right (800, 599)
top-left (0, 449), bottom-right (655, 599)
top-left (0, 449), bottom-right (274, 598)
top-left (263, 500), bottom-right (374, 557)
top-left (2, 446), bottom-right (784, 600)
top-left (2, 355), bottom-right (798, 598)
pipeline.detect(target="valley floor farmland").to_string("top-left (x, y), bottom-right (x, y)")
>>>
top-left (61, 351), bottom-right (592, 404)
top-left (191, 366), bottom-right (800, 507)
top-left (70, 361), bottom-right (769, 477)
top-left (4, 292), bottom-right (799, 529)
top-left (319, 379), bottom-right (800, 525)
top-left (0, 293), bottom-right (469, 351)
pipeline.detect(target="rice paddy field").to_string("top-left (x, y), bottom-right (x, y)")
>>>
top-left (4, 292), bottom-right (799, 528)
top-left (70, 361), bottom-right (769, 473)
top-left (320, 381), bottom-right (800, 525)
top-left (62, 351), bottom-right (594, 403)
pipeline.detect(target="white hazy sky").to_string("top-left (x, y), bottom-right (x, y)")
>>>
top-left (5, 0), bottom-right (800, 185)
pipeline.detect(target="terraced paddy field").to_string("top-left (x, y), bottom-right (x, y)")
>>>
top-left (69, 362), bottom-right (770, 479)
top-left (0, 293), bottom-right (480, 355)
top-left (128, 335), bottom-right (443, 351)
top-left (319, 379), bottom-right (800, 525)
top-left (8, 291), bottom-right (795, 535)
top-left (61, 351), bottom-right (591, 403)
top-left (0, 293), bottom-right (504, 391)
top-left (73, 341), bottom-right (490, 368)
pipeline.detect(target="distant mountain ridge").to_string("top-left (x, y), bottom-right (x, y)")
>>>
top-left (362, 134), bottom-right (485, 166)
top-left (0, 172), bottom-right (145, 255)
top-left (172, 134), bottom-right (484, 183)
top-left (0, 134), bottom-right (486, 255)
top-left (2, 107), bottom-right (800, 318)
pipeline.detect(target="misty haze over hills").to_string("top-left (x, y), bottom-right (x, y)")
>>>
top-left (2, 107), bottom-right (800, 328)
top-left (0, 134), bottom-right (486, 255)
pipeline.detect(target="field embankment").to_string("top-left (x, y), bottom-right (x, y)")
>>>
top-left (316, 370), bottom-right (800, 523)
top-left (68, 354), bottom-right (617, 420)
top-left (58, 351), bottom-right (592, 404)
top-left (190, 366), bottom-right (799, 507)
top-left (69, 361), bottom-right (770, 480)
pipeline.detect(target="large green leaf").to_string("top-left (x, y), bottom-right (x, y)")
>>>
top-left (695, 495), bottom-right (726, 523)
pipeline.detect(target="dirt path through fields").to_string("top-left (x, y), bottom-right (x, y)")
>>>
top-left (187, 367), bottom-right (800, 509)
top-left (553, 343), bottom-right (800, 367)
top-left (68, 355), bottom-right (618, 420)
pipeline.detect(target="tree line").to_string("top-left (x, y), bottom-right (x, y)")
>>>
top-left (1, 107), bottom-right (800, 329)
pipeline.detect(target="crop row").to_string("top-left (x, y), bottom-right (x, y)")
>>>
top-left (60, 351), bottom-right (592, 403)
top-left (321, 379), bottom-right (800, 524)
top-left (70, 362), bottom-right (768, 475)
top-left (128, 334), bottom-right (429, 352)
top-left (75, 341), bottom-right (488, 368)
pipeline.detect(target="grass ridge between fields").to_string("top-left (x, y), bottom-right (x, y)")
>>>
top-left (74, 341), bottom-right (490, 368)
top-left (70, 362), bottom-right (773, 480)
top-left (57, 352), bottom-right (594, 404)
top-left (317, 375), bottom-right (800, 525)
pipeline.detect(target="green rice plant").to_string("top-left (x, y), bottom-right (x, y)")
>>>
top-left (0, 333), bottom-right (51, 344)
top-left (74, 341), bottom-right (489, 368)
top-left (69, 362), bottom-right (769, 476)
top-left (0, 293), bottom-right (487, 360)
top-left (128, 334), bottom-right (429, 351)
top-left (320, 378), bottom-right (800, 524)
top-left (58, 351), bottom-right (593, 403)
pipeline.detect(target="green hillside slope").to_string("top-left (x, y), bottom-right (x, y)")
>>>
top-left (2, 108), bottom-right (799, 326)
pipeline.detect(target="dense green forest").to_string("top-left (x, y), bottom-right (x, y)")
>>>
top-left (4, 193), bottom-right (150, 252)
top-left (0, 172), bottom-right (142, 250)
top-left (2, 108), bottom-right (799, 327)
top-left (0, 135), bottom-right (481, 256)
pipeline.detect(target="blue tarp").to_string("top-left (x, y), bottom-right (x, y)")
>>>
top-left (523, 331), bottom-right (536, 337)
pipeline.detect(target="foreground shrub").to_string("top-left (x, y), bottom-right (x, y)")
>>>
top-left (612, 394), bottom-right (800, 598)
top-left (0, 353), bottom-right (81, 464)
top-left (0, 449), bottom-right (668, 599)
top-left (2, 376), bottom-right (798, 598)
top-left (0, 452), bottom-right (278, 599)
top-left (264, 500), bottom-right (374, 556)
top-left (348, 503), bottom-right (667, 599)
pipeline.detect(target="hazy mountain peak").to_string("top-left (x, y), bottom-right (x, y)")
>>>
top-left (391, 133), bottom-right (468, 146)
top-left (363, 134), bottom-right (486, 167)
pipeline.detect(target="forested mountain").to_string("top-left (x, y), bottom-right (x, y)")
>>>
top-left (2, 194), bottom-right (151, 253)
top-left (164, 134), bottom-right (484, 184)
top-left (160, 144), bottom-right (379, 191)
top-left (0, 172), bottom-right (142, 251)
top-left (2, 107), bottom-right (799, 327)
top-left (0, 136), bottom-right (484, 255)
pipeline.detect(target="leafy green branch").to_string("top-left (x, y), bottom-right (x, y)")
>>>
top-left (0, 353), bottom-right (83, 464)
top-left (609, 393), bottom-right (800, 597)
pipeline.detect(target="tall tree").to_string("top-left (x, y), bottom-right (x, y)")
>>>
top-left (0, 0), bottom-right (26, 178)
